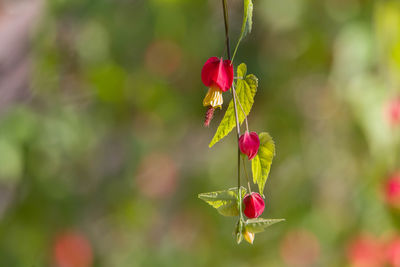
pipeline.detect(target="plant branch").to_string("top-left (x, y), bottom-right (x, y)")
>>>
top-left (222, 0), bottom-right (231, 60)
top-left (242, 156), bottom-right (252, 193)
top-left (234, 86), bottom-right (249, 132)
top-left (222, 0), bottom-right (243, 220)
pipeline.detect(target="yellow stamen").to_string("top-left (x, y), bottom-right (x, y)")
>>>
top-left (203, 86), bottom-right (223, 109)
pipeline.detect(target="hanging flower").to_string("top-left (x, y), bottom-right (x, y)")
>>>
top-left (239, 131), bottom-right (260, 160)
top-left (201, 57), bottom-right (234, 126)
top-left (243, 192), bottom-right (265, 218)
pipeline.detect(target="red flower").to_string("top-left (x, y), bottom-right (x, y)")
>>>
top-left (243, 192), bottom-right (265, 218)
top-left (239, 131), bottom-right (260, 160)
top-left (385, 172), bottom-right (400, 209)
top-left (201, 57), bottom-right (234, 93)
top-left (201, 57), bottom-right (234, 127)
top-left (385, 97), bottom-right (400, 126)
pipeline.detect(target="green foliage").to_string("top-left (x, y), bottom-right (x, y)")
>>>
top-left (198, 187), bottom-right (247, 216)
top-left (251, 132), bottom-right (275, 195)
top-left (0, 137), bottom-right (23, 182)
top-left (245, 218), bottom-right (285, 233)
top-left (209, 63), bottom-right (258, 147)
top-left (232, 0), bottom-right (254, 60)
top-left (375, 1), bottom-right (400, 87)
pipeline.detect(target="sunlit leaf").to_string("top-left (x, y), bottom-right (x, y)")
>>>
top-left (245, 218), bottom-right (285, 233)
top-left (198, 187), bottom-right (247, 216)
top-left (251, 132), bottom-right (275, 195)
top-left (209, 63), bottom-right (258, 147)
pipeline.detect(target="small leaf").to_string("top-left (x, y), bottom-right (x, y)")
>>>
top-left (245, 218), bottom-right (285, 233)
top-left (209, 63), bottom-right (258, 147)
top-left (251, 132), bottom-right (275, 195)
top-left (198, 187), bottom-right (247, 216)
top-left (241, 0), bottom-right (253, 39)
top-left (232, 0), bottom-right (254, 60)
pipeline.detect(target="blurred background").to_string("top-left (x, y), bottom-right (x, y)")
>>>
top-left (1, 0), bottom-right (400, 266)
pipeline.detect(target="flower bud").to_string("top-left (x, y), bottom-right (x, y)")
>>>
top-left (239, 131), bottom-right (260, 160)
top-left (235, 220), bottom-right (244, 244)
top-left (243, 229), bottom-right (255, 244)
top-left (243, 192), bottom-right (265, 218)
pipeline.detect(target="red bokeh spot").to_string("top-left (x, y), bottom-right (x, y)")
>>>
top-left (347, 234), bottom-right (384, 267)
top-left (53, 231), bottom-right (93, 267)
top-left (280, 229), bottom-right (320, 267)
top-left (386, 236), bottom-right (400, 267)
top-left (136, 152), bottom-right (179, 200)
top-left (385, 172), bottom-right (400, 209)
top-left (145, 39), bottom-right (182, 77)
top-left (385, 97), bottom-right (400, 126)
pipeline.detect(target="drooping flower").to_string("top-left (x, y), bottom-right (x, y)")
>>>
top-left (239, 131), bottom-right (260, 160)
top-left (243, 192), bottom-right (265, 218)
top-left (201, 57), bottom-right (234, 126)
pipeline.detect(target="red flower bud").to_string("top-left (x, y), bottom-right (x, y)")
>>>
top-left (243, 192), bottom-right (265, 218)
top-left (385, 172), bottom-right (400, 209)
top-left (239, 131), bottom-right (260, 160)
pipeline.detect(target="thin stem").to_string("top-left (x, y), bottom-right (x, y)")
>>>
top-left (232, 35), bottom-right (242, 63)
top-left (232, 84), bottom-right (243, 219)
top-left (222, 0), bottom-right (231, 60)
top-left (242, 157), bottom-right (252, 193)
top-left (233, 86), bottom-right (249, 132)
top-left (222, 0), bottom-right (243, 220)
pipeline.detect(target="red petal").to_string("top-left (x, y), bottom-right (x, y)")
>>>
top-left (201, 57), bottom-right (220, 87)
top-left (201, 57), bottom-right (233, 92)
top-left (239, 131), bottom-right (260, 160)
top-left (243, 193), bottom-right (265, 218)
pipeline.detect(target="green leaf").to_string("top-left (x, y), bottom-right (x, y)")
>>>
top-left (198, 187), bottom-right (247, 216)
top-left (232, 0), bottom-right (254, 60)
top-left (245, 218), bottom-right (285, 233)
top-left (251, 132), bottom-right (275, 195)
top-left (209, 63), bottom-right (258, 147)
